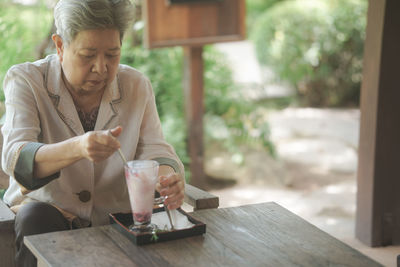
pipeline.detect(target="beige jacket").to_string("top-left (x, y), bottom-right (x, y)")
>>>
top-left (2, 54), bottom-right (184, 226)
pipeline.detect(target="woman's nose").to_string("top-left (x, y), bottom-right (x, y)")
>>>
top-left (91, 56), bottom-right (107, 74)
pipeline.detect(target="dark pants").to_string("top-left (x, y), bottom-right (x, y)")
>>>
top-left (14, 202), bottom-right (71, 267)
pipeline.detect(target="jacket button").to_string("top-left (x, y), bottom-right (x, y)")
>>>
top-left (77, 190), bottom-right (91, 203)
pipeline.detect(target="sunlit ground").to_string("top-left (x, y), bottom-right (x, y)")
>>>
top-left (207, 40), bottom-right (399, 266)
top-left (207, 107), bottom-right (359, 238)
top-left (206, 105), bottom-right (398, 267)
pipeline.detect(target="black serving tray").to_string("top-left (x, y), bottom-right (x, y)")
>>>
top-left (109, 208), bottom-right (206, 245)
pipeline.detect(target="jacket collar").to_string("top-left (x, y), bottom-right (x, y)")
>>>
top-left (44, 54), bottom-right (122, 135)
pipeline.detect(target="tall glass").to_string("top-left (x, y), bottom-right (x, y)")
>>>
top-left (125, 160), bottom-right (159, 232)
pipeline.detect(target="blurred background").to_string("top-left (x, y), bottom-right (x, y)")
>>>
top-left (0, 0), bottom-right (366, 183)
top-left (3, 0), bottom-right (396, 264)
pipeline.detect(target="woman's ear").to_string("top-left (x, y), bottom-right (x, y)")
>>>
top-left (52, 34), bottom-right (64, 62)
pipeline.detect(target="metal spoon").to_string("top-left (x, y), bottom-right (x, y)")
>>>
top-left (116, 148), bottom-right (128, 166)
top-left (155, 196), bottom-right (174, 230)
top-left (107, 130), bottom-right (128, 166)
top-left (165, 204), bottom-right (175, 231)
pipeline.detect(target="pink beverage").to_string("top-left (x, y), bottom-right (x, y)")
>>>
top-left (124, 160), bottom-right (159, 230)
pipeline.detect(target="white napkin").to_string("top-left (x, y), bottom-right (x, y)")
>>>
top-left (151, 210), bottom-right (195, 231)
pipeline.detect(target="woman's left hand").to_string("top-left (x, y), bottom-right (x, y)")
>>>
top-left (156, 173), bottom-right (185, 210)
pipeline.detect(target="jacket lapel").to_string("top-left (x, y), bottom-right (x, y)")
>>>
top-left (45, 55), bottom-right (84, 136)
top-left (94, 75), bottom-right (122, 131)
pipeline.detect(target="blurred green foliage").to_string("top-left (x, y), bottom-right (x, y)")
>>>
top-left (251, 0), bottom-right (367, 107)
top-left (0, 0), bottom-right (369, 185)
top-left (121, 43), bottom-right (275, 180)
top-left (246, 0), bottom-right (286, 29)
top-left (0, 1), bottom-right (53, 101)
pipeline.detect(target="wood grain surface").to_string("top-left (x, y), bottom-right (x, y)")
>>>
top-left (24, 202), bottom-right (382, 267)
top-left (183, 47), bottom-right (206, 189)
top-left (0, 199), bottom-right (15, 266)
top-left (183, 184), bottom-right (219, 210)
top-left (356, 0), bottom-right (400, 246)
top-left (143, 0), bottom-right (246, 48)
top-left (0, 198), bottom-right (15, 230)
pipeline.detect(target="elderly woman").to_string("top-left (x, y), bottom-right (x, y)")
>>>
top-left (2, 0), bottom-right (185, 265)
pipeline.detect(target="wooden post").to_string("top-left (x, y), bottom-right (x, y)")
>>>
top-left (183, 46), bottom-right (206, 189)
top-left (143, 0), bottom-right (245, 188)
top-left (356, 0), bottom-right (400, 247)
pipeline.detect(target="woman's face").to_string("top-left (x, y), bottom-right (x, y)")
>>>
top-left (53, 28), bottom-right (121, 96)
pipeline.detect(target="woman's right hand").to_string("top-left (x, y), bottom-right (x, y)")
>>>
top-left (33, 126), bottom-right (123, 178)
top-left (79, 126), bottom-right (122, 162)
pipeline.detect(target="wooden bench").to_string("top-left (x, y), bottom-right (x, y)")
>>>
top-left (0, 127), bottom-right (16, 267)
top-left (0, 196), bottom-right (15, 267)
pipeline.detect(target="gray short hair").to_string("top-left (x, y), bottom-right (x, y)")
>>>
top-left (54, 0), bottom-right (134, 45)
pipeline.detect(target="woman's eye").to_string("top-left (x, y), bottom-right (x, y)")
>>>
top-left (107, 54), bottom-right (119, 58)
top-left (81, 55), bottom-right (95, 59)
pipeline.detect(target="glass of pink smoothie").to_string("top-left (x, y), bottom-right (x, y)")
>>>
top-left (125, 160), bottom-right (159, 232)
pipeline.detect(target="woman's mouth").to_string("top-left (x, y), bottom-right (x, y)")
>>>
top-left (87, 80), bottom-right (104, 86)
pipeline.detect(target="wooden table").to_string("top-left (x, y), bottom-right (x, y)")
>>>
top-left (25, 202), bottom-right (382, 267)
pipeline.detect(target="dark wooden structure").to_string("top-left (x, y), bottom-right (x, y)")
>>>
top-left (143, 0), bottom-right (246, 189)
top-left (143, 0), bottom-right (246, 48)
top-left (24, 203), bottom-right (381, 266)
top-left (356, 0), bottom-right (400, 247)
